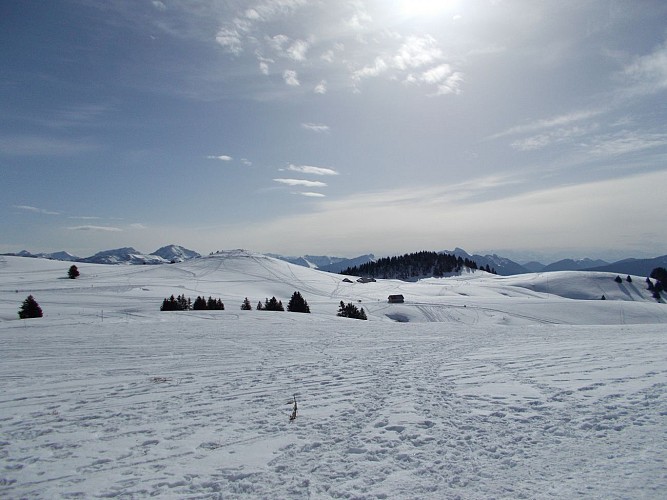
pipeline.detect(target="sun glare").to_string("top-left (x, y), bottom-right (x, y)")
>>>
top-left (399, 0), bottom-right (460, 18)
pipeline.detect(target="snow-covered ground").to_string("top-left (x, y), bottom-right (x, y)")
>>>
top-left (1, 252), bottom-right (666, 498)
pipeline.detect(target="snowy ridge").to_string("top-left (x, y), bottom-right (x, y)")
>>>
top-left (0, 252), bottom-right (666, 498)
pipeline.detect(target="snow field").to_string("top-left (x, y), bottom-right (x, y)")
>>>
top-left (1, 252), bottom-right (666, 498)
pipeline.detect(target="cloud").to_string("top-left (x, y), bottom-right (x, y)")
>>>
top-left (68, 225), bottom-right (123, 232)
top-left (490, 109), bottom-right (605, 140)
top-left (273, 178), bottom-right (327, 187)
top-left (152, 1), bottom-right (166, 11)
top-left (623, 40), bottom-right (667, 95)
top-left (241, 158), bottom-right (253, 166)
top-left (314, 80), bottom-right (327, 94)
top-left (393, 36), bottom-right (443, 71)
top-left (69, 216), bottom-right (102, 220)
top-left (287, 164), bottom-right (338, 175)
top-left (215, 28), bottom-right (243, 55)
top-left (353, 57), bottom-right (389, 81)
top-left (283, 70), bottom-right (300, 86)
top-left (589, 131), bottom-right (667, 157)
top-left (129, 223), bottom-right (147, 230)
top-left (301, 123), bottom-right (330, 133)
top-left (13, 205), bottom-right (60, 216)
top-left (286, 39), bottom-right (309, 61)
top-left (510, 125), bottom-right (596, 151)
top-left (405, 63), bottom-right (464, 95)
top-left (206, 155), bottom-right (233, 161)
top-left (295, 192), bottom-right (326, 197)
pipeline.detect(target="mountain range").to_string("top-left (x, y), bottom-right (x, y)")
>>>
top-left (3, 246), bottom-right (665, 277)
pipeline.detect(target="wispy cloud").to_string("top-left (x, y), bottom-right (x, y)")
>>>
top-left (206, 155), bottom-right (233, 161)
top-left (511, 125), bottom-right (596, 151)
top-left (623, 40), bottom-right (667, 95)
top-left (13, 205), bottom-right (60, 216)
top-left (295, 191), bottom-right (325, 197)
top-left (589, 131), bottom-right (667, 157)
top-left (68, 225), bottom-right (123, 232)
top-left (301, 123), bottom-right (330, 133)
top-left (273, 178), bottom-right (327, 187)
top-left (287, 164), bottom-right (338, 176)
top-left (490, 109), bottom-right (605, 140)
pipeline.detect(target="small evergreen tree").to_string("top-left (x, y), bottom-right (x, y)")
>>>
top-left (19, 295), bottom-right (43, 319)
top-left (614, 275), bottom-right (622, 283)
top-left (241, 297), bottom-right (252, 310)
top-left (601, 295), bottom-right (606, 300)
top-left (257, 300), bottom-right (264, 310)
top-left (287, 291), bottom-right (310, 313)
top-left (626, 275), bottom-right (632, 283)
top-left (68, 265), bottom-right (80, 279)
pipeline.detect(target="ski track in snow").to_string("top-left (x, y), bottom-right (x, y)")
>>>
top-left (1, 318), bottom-right (666, 499)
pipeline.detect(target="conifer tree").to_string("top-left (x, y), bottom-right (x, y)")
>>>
top-left (68, 265), bottom-right (79, 279)
top-left (287, 291), bottom-right (310, 313)
top-left (19, 295), bottom-right (43, 319)
top-left (241, 297), bottom-right (252, 310)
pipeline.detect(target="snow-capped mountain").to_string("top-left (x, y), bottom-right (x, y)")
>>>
top-left (5, 250), bottom-right (80, 261)
top-left (150, 244), bottom-right (201, 263)
top-left (80, 247), bottom-right (167, 265)
top-left (269, 254), bottom-right (375, 273)
top-left (444, 248), bottom-right (529, 275)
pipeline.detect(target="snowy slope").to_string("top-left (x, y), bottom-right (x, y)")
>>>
top-left (1, 253), bottom-right (666, 498)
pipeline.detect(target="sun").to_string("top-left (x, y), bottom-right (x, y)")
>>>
top-left (398, 0), bottom-right (460, 18)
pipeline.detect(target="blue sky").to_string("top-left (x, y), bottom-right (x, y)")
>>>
top-left (2, 0), bottom-right (667, 262)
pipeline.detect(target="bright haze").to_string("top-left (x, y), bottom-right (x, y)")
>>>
top-left (2, 0), bottom-right (666, 260)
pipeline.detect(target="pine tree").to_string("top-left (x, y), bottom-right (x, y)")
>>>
top-left (241, 297), bottom-right (252, 310)
top-left (68, 265), bottom-right (79, 279)
top-left (19, 295), bottom-right (43, 319)
top-left (257, 300), bottom-right (264, 310)
top-left (614, 275), bottom-right (622, 283)
top-left (287, 291), bottom-right (310, 313)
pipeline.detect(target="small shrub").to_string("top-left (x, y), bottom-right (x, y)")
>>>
top-left (68, 265), bottom-right (80, 279)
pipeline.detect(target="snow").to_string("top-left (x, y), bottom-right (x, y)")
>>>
top-left (1, 252), bottom-right (666, 498)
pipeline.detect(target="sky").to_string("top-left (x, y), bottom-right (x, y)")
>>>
top-left (1, 0), bottom-right (667, 263)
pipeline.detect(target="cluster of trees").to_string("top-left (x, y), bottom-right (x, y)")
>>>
top-left (614, 275), bottom-right (633, 283)
top-left (337, 301), bottom-right (367, 320)
top-left (256, 296), bottom-right (285, 311)
top-left (341, 251), bottom-right (483, 280)
top-left (161, 294), bottom-right (226, 311)
top-left (193, 296), bottom-right (225, 310)
top-left (647, 267), bottom-right (666, 301)
top-left (241, 292), bottom-right (311, 313)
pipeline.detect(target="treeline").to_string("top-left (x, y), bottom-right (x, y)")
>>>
top-left (160, 294), bottom-right (225, 311)
top-left (341, 251), bottom-right (486, 280)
